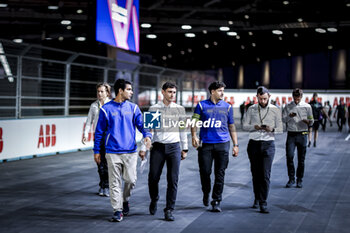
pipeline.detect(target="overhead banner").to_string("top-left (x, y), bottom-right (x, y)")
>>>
top-left (96, 0), bottom-right (140, 52)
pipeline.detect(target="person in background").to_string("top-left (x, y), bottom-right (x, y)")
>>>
top-left (334, 99), bottom-right (347, 132)
top-left (282, 88), bottom-right (314, 189)
top-left (243, 86), bottom-right (283, 214)
top-left (191, 81), bottom-right (239, 213)
top-left (321, 101), bottom-right (332, 131)
top-left (140, 82), bottom-right (188, 221)
top-left (82, 83), bottom-right (111, 197)
top-left (94, 79), bottom-right (152, 222)
top-left (240, 101), bottom-right (246, 126)
top-left (308, 93), bottom-right (328, 147)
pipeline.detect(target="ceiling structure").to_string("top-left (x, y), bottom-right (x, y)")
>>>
top-left (1, 0), bottom-right (350, 70)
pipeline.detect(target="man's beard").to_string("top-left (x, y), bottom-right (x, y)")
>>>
top-left (259, 101), bottom-right (268, 108)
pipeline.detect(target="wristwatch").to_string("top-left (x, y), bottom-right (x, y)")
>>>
top-left (233, 144), bottom-right (239, 147)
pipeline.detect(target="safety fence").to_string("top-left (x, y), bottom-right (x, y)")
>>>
top-left (0, 39), bottom-right (214, 119)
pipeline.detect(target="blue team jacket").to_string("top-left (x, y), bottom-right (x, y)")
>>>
top-left (93, 100), bottom-right (151, 154)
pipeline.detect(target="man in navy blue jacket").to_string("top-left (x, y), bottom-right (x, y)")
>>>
top-left (94, 79), bottom-right (152, 222)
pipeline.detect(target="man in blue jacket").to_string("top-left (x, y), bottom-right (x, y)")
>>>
top-left (94, 79), bottom-right (152, 222)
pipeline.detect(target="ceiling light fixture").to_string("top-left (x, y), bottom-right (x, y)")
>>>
top-left (297, 18), bottom-right (303, 22)
top-left (162, 56), bottom-right (167, 60)
top-left (13, 39), bottom-right (23, 43)
top-left (241, 45), bottom-right (245, 49)
top-left (227, 31), bottom-right (237, 36)
top-left (236, 35), bottom-right (240, 39)
top-left (327, 27), bottom-right (337, 32)
top-left (287, 52), bottom-right (291, 56)
top-left (315, 28), bottom-right (326, 33)
top-left (228, 21), bottom-right (233, 25)
top-left (77, 9), bottom-right (83, 14)
top-left (204, 44), bottom-right (209, 48)
top-left (219, 26), bottom-right (230, 31)
top-left (252, 42), bottom-right (256, 47)
top-left (180, 51), bottom-right (185, 55)
top-left (187, 48), bottom-right (192, 53)
top-left (75, 37), bottom-right (86, 41)
top-left (181, 25), bottom-right (192, 30)
top-left (248, 31), bottom-right (253, 36)
top-left (167, 43), bottom-right (172, 47)
top-left (146, 34), bottom-right (157, 39)
top-left (58, 36), bottom-right (64, 41)
top-left (347, 3), bottom-right (350, 7)
top-left (61, 20), bottom-right (71, 25)
top-left (213, 41), bottom-right (218, 46)
top-left (278, 36), bottom-right (283, 40)
top-left (141, 23), bottom-right (152, 28)
top-left (67, 26), bottom-right (72, 30)
top-left (283, 1), bottom-right (289, 5)
top-left (48, 6), bottom-right (59, 10)
top-left (272, 30), bottom-right (283, 35)
top-left (244, 15), bottom-right (250, 19)
top-left (328, 45), bottom-right (333, 50)
top-left (202, 30), bottom-right (208, 34)
top-left (294, 33), bottom-right (298, 37)
top-left (185, 33), bottom-right (195, 38)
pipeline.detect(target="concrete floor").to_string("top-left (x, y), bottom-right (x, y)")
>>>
top-left (1, 127), bottom-right (350, 233)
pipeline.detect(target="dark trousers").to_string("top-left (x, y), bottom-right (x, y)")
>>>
top-left (198, 141), bottom-right (230, 203)
top-left (286, 132), bottom-right (307, 181)
top-left (247, 140), bottom-right (275, 206)
top-left (337, 117), bottom-right (346, 131)
top-left (148, 142), bottom-right (181, 211)
top-left (97, 142), bottom-right (109, 188)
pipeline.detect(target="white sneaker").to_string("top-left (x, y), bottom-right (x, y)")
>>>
top-left (103, 188), bottom-right (110, 197)
top-left (98, 188), bottom-right (104, 196)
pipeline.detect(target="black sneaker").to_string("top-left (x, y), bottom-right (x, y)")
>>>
top-left (285, 179), bottom-right (295, 188)
top-left (203, 194), bottom-right (209, 207)
top-left (122, 202), bottom-right (129, 216)
top-left (211, 201), bottom-right (222, 212)
top-left (313, 141), bottom-right (316, 147)
top-left (149, 201), bottom-right (157, 215)
top-left (251, 200), bottom-right (259, 209)
top-left (260, 205), bottom-right (269, 214)
top-left (110, 211), bottom-right (123, 222)
top-left (308, 141), bottom-right (311, 147)
top-left (296, 180), bottom-right (303, 188)
top-left (164, 209), bottom-right (175, 221)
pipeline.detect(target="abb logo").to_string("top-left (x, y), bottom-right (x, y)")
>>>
top-left (82, 123), bottom-right (94, 142)
top-left (37, 124), bottom-right (56, 148)
top-left (0, 127), bottom-right (3, 153)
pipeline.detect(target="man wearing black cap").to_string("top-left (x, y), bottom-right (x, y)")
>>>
top-left (243, 86), bottom-right (283, 213)
top-left (282, 88), bottom-right (314, 189)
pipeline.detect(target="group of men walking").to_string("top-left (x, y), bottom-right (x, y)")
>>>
top-left (87, 79), bottom-right (315, 222)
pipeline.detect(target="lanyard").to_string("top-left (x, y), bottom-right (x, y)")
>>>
top-left (258, 105), bottom-right (269, 124)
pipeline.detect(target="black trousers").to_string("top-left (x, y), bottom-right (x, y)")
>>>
top-left (97, 142), bottom-right (109, 189)
top-left (247, 140), bottom-right (275, 206)
top-left (148, 142), bottom-right (181, 211)
top-left (337, 117), bottom-right (346, 131)
top-left (198, 141), bottom-right (230, 203)
top-left (286, 132), bottom-right (307, 180)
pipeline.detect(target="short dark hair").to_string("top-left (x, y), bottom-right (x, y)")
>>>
top-left (208, 81), bottom-right (226, 93)
top-left (162, 82), bottom-right (177, 91)
top-left (257, 86), bottom-right (269, 95)
top-left (292, 88), bottom-right (303, 97)
top-left (114, 79), bottom-right (132, 95)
